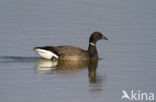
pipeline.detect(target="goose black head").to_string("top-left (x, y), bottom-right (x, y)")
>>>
top-left (89, 32), bottom-right (108, 43)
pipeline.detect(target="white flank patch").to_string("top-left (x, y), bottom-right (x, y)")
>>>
top-left (34, 48), bottom-right (58, 60)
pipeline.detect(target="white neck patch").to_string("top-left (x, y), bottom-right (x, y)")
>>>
top-left (90, 42), bottom-right (96, 46)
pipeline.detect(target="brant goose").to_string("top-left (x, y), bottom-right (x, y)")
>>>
top-left (34, 32), bottom-right (108, 61)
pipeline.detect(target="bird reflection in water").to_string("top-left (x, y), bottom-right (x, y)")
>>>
top-left (88, 60), bottom-right (98, 83)
top-left (34, 59), bottom-right (102, 84)
top-left (34, 59), bottom-right (88, 74)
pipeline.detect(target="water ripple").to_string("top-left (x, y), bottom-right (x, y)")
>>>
top-left (0, 56), bottom-right (39, 63)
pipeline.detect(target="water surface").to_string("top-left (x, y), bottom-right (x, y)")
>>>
top-left (0, 0), bottom-right (156, 102)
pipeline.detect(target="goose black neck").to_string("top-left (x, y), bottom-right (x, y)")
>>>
top-left (88, 43), bottom-right (98, 59)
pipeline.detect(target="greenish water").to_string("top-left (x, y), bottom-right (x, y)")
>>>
top-left (0, 0), bottom-right (156, 102)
